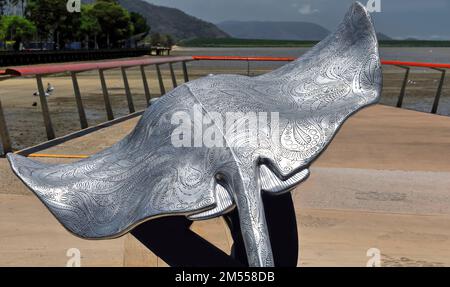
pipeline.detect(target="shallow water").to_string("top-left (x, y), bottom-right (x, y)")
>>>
top-left (173, 47), bottom-right (450, 67)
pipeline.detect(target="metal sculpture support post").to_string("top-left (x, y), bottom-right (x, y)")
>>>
top-left (7, 2), bottom-right (382, 267)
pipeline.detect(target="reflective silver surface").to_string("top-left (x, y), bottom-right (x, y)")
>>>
top-left (7, 2), bottom-right (382, 267)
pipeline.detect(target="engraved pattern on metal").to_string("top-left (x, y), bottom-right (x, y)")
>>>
top-left (7, 2), bottom-right (382, 267)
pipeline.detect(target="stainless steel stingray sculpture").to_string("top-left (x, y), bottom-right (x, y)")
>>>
top-left (7, 2), bottom-right (382, 267)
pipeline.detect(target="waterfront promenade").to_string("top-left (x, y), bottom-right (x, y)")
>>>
top-left (1, 105), bottom-right (450, 267)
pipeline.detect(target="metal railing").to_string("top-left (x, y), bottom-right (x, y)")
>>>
top-left (1, 55), bottom-right (449, 156)
top-left (381, 60), bottom-right (448, 113)
top-left (0, 56), bottom-right (193, 155)
top-left (192, 56), bottom-right (449, 115)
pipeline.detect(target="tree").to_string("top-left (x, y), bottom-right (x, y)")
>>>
top-left (0, 15), bottom-right (36, 50)
top-left (26, 0), bottom-right (81, 50)
top-left (130, 12), bottom-right (149, 36)
top-left (150, 32), bottom-right (161, 46)
top-left (9, 0), bottom-right (165, 50)
top-left (158, 34), bottom-right (174, 48)
top-left (90, 0), bottom-right (132, 48)
top-left (165, 34), bottom-right (174, 47)
top-left (80, 4), bottom-right (101, 49)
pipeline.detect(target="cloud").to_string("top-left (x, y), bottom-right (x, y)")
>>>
top-left (298, 3), bottom-right (319, 15)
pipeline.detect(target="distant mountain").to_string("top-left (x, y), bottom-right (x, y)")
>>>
top-left (218, 21), bottom-right (393, 42)
top-left (377, 33), bottom-right (392, 40)
top-left (83, 0), bottom-right (229, 40)
top-left (119, 0), bottom-right (229, 40)
top-left (218, 21), bottom-right (330, 41)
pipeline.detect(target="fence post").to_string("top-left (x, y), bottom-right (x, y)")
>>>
top-left (431, 68), bottom-right (446, 114)
top-left (156, 64), bottom-right (166, 95)
top-left (70, 72), bottom-right (88, 129)
top-left (98, 69), bottom-right (114, 121)
top-left (121, 67), bottom-right (135, 113)
top-left (0, 99), bottom-right (12, 155)
top-left (36, 75), bottom-right (55, 140)
top-left (140, 65), bottom-right (151, 105)
top-left (182, 61), bottom-right (189, 83)
top-left (169, 62), bottom-right (178, 88)
top-left (397, 66), bottom-right (410, 108)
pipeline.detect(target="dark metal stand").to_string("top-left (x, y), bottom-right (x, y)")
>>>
top-left (131, 192), bottom-right (298, 267)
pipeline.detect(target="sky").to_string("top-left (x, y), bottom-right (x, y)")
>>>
top-left (145, 0), bottom-right (450, 40)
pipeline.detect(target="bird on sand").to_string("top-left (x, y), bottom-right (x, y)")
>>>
top-left (32, 83), bottom-right (55, 106)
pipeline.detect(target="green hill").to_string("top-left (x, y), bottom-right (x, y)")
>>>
top-left (83, 0), bottom-right (229, 40)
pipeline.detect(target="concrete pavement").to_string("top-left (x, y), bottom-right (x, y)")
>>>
top-left (1, 105), bottom-right (450, 266)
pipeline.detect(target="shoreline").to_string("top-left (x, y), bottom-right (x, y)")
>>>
top-left (178, 39), bottom-right (450, 48)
